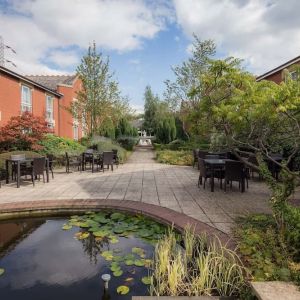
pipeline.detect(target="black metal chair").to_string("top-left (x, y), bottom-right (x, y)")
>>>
top-left (101, 151), bottom-right (114, 172)
top-left (21, 157), bottom-right (46, 186)
top-left (82, 149), bottom-right (94, 171)
top-left (46, 154), bottom-right (55, 179)
top-left (198, 150), bottom-right (209, 159)
top-left (112, 149), bottom-right (119, 168)
top-left (198, 158), bottom-right (211, 188)
top-left (11, 154), bottom-right (27, 181)
top-left (193, 149), bottom-right (199, 168)
top-left (224, 160), bottom-right (247, 192)
top-left (0, 168), bottom-right (7, 188)
top-left (198, 158), bottom-right (225, 189)
top-left (65, 152), bottom-right (82, 173)
top-left (247, 155), bottom-right (260, 179)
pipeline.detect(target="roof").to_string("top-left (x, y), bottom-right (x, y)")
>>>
top-left (256, 55), bottom-right (300, 81)
top-left (25, 74), bottom-right (77, 91)
top-left (0, 66), bottom-right (62, 97)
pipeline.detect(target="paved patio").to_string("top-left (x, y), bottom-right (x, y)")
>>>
top-left (0, 148), bottom-right (272, 234)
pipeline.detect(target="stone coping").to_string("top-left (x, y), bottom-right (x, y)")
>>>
top-left (251, 281), bottom-right (300, 300)
top-left (0, 199), bottom-right (232, 246)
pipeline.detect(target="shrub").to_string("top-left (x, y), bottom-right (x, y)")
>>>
top-left (117, 136), bottom-right (138, 151)
top-left (89, 136), bottom-right (129, 163)
top-left (235, 214), bottom-right (300, 284)
top-left (0, 112), bottom-right (51, 152)
top-left (156, 150), bottom-right (193, 166)
top-left (38, 134), bottom-right (86, 162)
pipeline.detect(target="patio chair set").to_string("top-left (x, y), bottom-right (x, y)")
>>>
top-left (65, 149), bottom-right (119, 174)
top-left (2, 153), bottom-right (54, 188)
top-left (193, 149), bottom-right (283, 193)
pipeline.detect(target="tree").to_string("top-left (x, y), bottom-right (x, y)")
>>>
top-left (190, 57), bottom-right (300, 242)
top-left (0, 112), bottom-right (51, 151)
top-left (143, 85), bottom-right (159, 134)
top-left (73, 42), bottom-right (131, 137)
top-left (164, 36), bottom-right (216, 138)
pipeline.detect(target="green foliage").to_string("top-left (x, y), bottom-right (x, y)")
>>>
top-left (38, 134), bottom-right (85, 160)
top-left (73, 42), bottom-right (131, 136)
top-left (117, 136), bottom-right (138, 151)
top-left (143, 85), bottom-right (159, 134)
top-left (235, 214), bottom-right (300, 284)
top-left (116, 118), bottom-right (138, 138)
top-left (156, 116), bottom-right (177, 144)
top-left (156, 150), bottom-right (193, 166)
top-left (89, 136), bottom-right (128, 163)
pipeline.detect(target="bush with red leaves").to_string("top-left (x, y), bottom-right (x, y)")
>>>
top-left (0, 112), bottom-right (52, 151)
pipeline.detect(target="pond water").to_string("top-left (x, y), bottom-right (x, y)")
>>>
top-left (0, 211), bottom-right (166, 300)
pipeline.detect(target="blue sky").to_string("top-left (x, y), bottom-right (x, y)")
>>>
top-left (1, 0), bottom-right (300, 112)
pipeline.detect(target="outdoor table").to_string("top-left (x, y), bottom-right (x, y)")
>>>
top-left (5, 157), bottom-right (49, 188)
top-left (204, 158), bottom-right (246, 193)
top-left (82, 152), bottom-right (102, 173)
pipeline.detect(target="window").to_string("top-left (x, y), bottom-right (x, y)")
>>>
top-left (21, 85), bottom-right (32, 112)
top-left (73, 123), bottom-right (79, 141)
top-left (46, 95), bottom-right (54, 123)
top-left (291, 71), bottom-right (298, 81)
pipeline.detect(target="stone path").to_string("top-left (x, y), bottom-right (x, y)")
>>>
top-left (0, 148), bottom-right (271, 234)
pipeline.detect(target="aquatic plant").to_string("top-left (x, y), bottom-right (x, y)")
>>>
top-left (150, 226), bottom-right (247, 297)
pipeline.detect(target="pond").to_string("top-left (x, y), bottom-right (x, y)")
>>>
top-left (0, 211), bottom-right (167, 300)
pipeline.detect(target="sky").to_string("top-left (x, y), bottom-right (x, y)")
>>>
top-left (1, 0), bottom-right (300, 113)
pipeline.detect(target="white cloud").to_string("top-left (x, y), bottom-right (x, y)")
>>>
top-left (173, 0), bottom-right (300, 74)
top-left (0, 0), bottom-right (173, 74)
top-left (48, 50), bottom-right (80, 68)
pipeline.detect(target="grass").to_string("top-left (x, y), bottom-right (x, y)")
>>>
top-left (150, 226), bottom-right (248, 297)
top-left (156, 150), bottom-right (193, 166)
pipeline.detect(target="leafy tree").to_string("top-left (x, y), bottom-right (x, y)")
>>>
top-left (143, 85), bottom-right (159, 134)
top-left (73, 42), bottom-right (130, 136)
top-left (0, 112), bottom-right (51, 151)
top-left (164, 36), bottom-right (216, 138)
top-left (190, 57), bottom-right (300, 242)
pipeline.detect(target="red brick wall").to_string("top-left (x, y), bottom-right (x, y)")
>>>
top-left (58, 77), bottom-right (83, 140)
top-left (0, 72), bottom-right (60, 135)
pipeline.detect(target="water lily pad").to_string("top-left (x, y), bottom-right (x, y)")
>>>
top-left (143, 259), bottom-right (153, 268)
top-left (101, 250), bottom-right (113, 261)
top-left (125, 277), bottom-right (134, 282)
top-left (138, 229), bottom-right (153, 238)
top-left (0, 268), bottom-right (4, 276)
top-left (134, 259), bottom-right (145, 267)
top-left (93, 216), bottom-right (110, 224)
top-left (78, 222), bottom-right (90, 228)
top-left (132, 247), bottom-right (145, 257)
top-left (62, 224), bottom-right (72, 230)
top-left (110, 264), bottom-right (121, 272)
top-left (112, 255), bottom-right (123, 262)
top-left (76, 232), bottom-right (90, 240)
top-left (109, 236), bottom-right (119, 244)
top-left (111, 212), bottom-right (125, 221)
top-left (117, 285), bottom-right (129, 295)
top-left (125, 259), bottom-right (134, 266)
top-left (124, 254), bottom-right (135, 260)
top-left (141, 276), bottom-right (151, 285)
top-left (113, 269), bottom-right (123, 277)
top-left (93, 230), bottom-right (109, 238)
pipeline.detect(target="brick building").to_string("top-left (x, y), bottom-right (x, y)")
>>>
top-left (256, 55), bottom-right (300, 83)
top-left (0, 66), bottom-right (83, 140)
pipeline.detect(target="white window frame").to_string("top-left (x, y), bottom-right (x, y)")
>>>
top-left (46, 95), bottom-right (55, 128)
top-left (73, 123), bottom-right (79, 141)
top-left (21, 85), bottom-right (32, 112)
